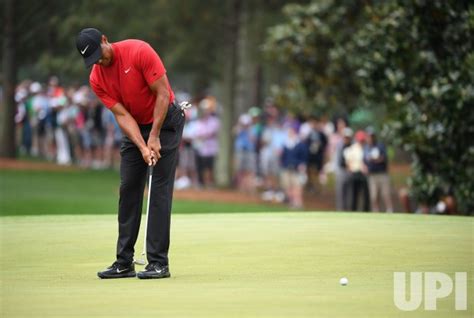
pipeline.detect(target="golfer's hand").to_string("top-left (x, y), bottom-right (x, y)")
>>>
top-left (140, 147), bottom-right (155, 166)
top-left (147, 137), bottom-right (162, 162)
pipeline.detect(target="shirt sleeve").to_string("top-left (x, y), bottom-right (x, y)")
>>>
top-left (90, 78), bottom-right (119, 109)
top-left (138, 42), bottom-right (166, 86)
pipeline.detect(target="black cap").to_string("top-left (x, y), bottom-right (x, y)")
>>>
top-left (76, 28), bottom-right (103, 68)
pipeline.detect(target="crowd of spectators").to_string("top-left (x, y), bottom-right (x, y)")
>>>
top-left (14, 77), bottom-right (121, 169)
top-left (175, 98), bottom-right (393, 212)
top-left (14, 77), bottom-right (393, 212)
top-left (224, 104), bottom-right (392, 211)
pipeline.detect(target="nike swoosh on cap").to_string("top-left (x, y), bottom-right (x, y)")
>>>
top-left (80, 45), bottom-right (89, 55)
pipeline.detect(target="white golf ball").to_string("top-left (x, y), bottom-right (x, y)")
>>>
top-left (340, 277), bottom-right (348, 286)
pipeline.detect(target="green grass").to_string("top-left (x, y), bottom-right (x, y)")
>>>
top-left (1, 167), bottom-right (472, 316)
top-left (0, 213), bottom-right (472, 317)
top-left (0, 170), bottom-right (286, 216)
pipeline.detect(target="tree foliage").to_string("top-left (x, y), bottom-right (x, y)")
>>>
top-left (352, 0), bottom-right (474, 212)
top-left (264, 0), bottom-right (474, 212)
top-left (263, 0), bottom-right (365, 113)
top-left (1, 0), bottom-right (229, 90)
top-left (5, 0), bottom-right (293, 91)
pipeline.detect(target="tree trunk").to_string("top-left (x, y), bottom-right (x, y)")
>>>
top-left (1, 0), bottom-right (17, 158)
top-left (235, 0), bottom-right (263, 118)
top-left (216, 0), bottom-right (242, 187)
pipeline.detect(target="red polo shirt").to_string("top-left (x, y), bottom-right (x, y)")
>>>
top-left (89, 39), bottom-right (175, 125)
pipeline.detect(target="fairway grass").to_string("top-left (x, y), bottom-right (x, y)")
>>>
top-left (0, 170), bottom-right (286, 215)
top-left (0, 213), bottom-right (473, 317)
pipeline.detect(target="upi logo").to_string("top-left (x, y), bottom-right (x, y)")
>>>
top-left (393, 272), bottom-right (467, 311)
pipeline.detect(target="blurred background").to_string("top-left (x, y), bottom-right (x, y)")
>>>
top-left (1, 0), bottom-right (472, 215)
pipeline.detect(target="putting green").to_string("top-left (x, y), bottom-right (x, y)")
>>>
top-left (0, 213), bottom-right (472, 317)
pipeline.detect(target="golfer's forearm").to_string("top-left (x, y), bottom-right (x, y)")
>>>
top-left (149, 93), bottom-right (169, 139)
top-left (115, 113), bottom-right (147, 152)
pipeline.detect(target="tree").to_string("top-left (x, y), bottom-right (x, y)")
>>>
top-left (263, 0), bottom-right (365, 113)
top-left (216, 0), bottom-right (300, 186)
top-left (1, 0), bottom-right (82, 157)
top-left (264, 0), bottom-right (474, 212)
top-left (1, 0), bottom-right (16, 158)
top-left (351, 0), bottom-right (474, 213)
top-left (215, 0), bottom-right (242, 187)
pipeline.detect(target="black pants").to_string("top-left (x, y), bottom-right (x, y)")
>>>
top-left (348, 172), bottom-right (370, 212)
top-left (116, 103), bottom-right (185, 266)
top-left (195, 155), bottom-right (215, 185)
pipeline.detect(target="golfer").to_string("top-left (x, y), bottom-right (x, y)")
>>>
top-left (76, 28), bottom-right (184, 279)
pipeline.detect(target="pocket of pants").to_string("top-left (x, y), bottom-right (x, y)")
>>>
top-left (163, 105), bottom-right (184, 131)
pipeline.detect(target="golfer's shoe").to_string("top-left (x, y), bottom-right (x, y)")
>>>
top-left (137, 263), bottom-right (171, 279)
top-left (97, 262), bottom-right (136, 279)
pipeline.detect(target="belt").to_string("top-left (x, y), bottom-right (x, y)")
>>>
top-left (138, 101), bottom-right (191, 129)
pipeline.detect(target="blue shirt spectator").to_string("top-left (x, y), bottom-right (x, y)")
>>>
top-left (364, 142), bottom-right (388, 173)
top-left (234, 128), bottom-right (256, 152)
top-left (281, 129), bottom-right (309, 170)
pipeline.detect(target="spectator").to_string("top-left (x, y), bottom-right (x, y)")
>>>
top-left (14, 82), bottom-right (31, 155)
top-left (69, 87), bottom-right (86, 165)
top-left (90, 99), bottom-right (105, 169)
top-left (282, 111), bottom-right (300, 132)
top-left (343, 130), bottom-right (370, 212)
top-left (52, 91), bottom-right (71, 165)
top-left (364, 128), bottom-right (393, 212)
top-left (233, 114), bottom-right (257, 193)
top-left (280, 127), bottom-right (309, 209)
top-left (47, 76), bottom-right (67, 163)
top-left (102, 106), bottom-right (122, 169)
top-left (31, 83), bottom-right (50, 158)
top-left (175, 105), bottom-right (198, 190)
top-left (260, 112), bottom-right (286, 202)
top-left (303, 115), bottom-right (328, 193)
top-left (326, 117), bottom-right (348, 174)
top-left (248, 107), bottom-right (264, 181)
top-left (76, 92), bottom-right (94, 167)
top-left (194, 97), bottom-right (220, 188)
top-left (335, 127), bottom-right (353, 211)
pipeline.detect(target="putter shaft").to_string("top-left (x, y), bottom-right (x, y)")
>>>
top-left (136, 165), bottom-right (153, 265)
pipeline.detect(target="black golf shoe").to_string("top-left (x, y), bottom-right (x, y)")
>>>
top-left (137, 263), bottom-right (171, 279)
top-left (97, 262), bottom-right (136, 279)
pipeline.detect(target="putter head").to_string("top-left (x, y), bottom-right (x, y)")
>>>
top-left (134, 259), bottom-right (146, 266)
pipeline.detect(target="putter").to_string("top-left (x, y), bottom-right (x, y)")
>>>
top-left (134, 164), bottom-right (154, 266)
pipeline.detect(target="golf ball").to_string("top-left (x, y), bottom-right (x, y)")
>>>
top-left (340, 277), bottom-right (348, 286)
